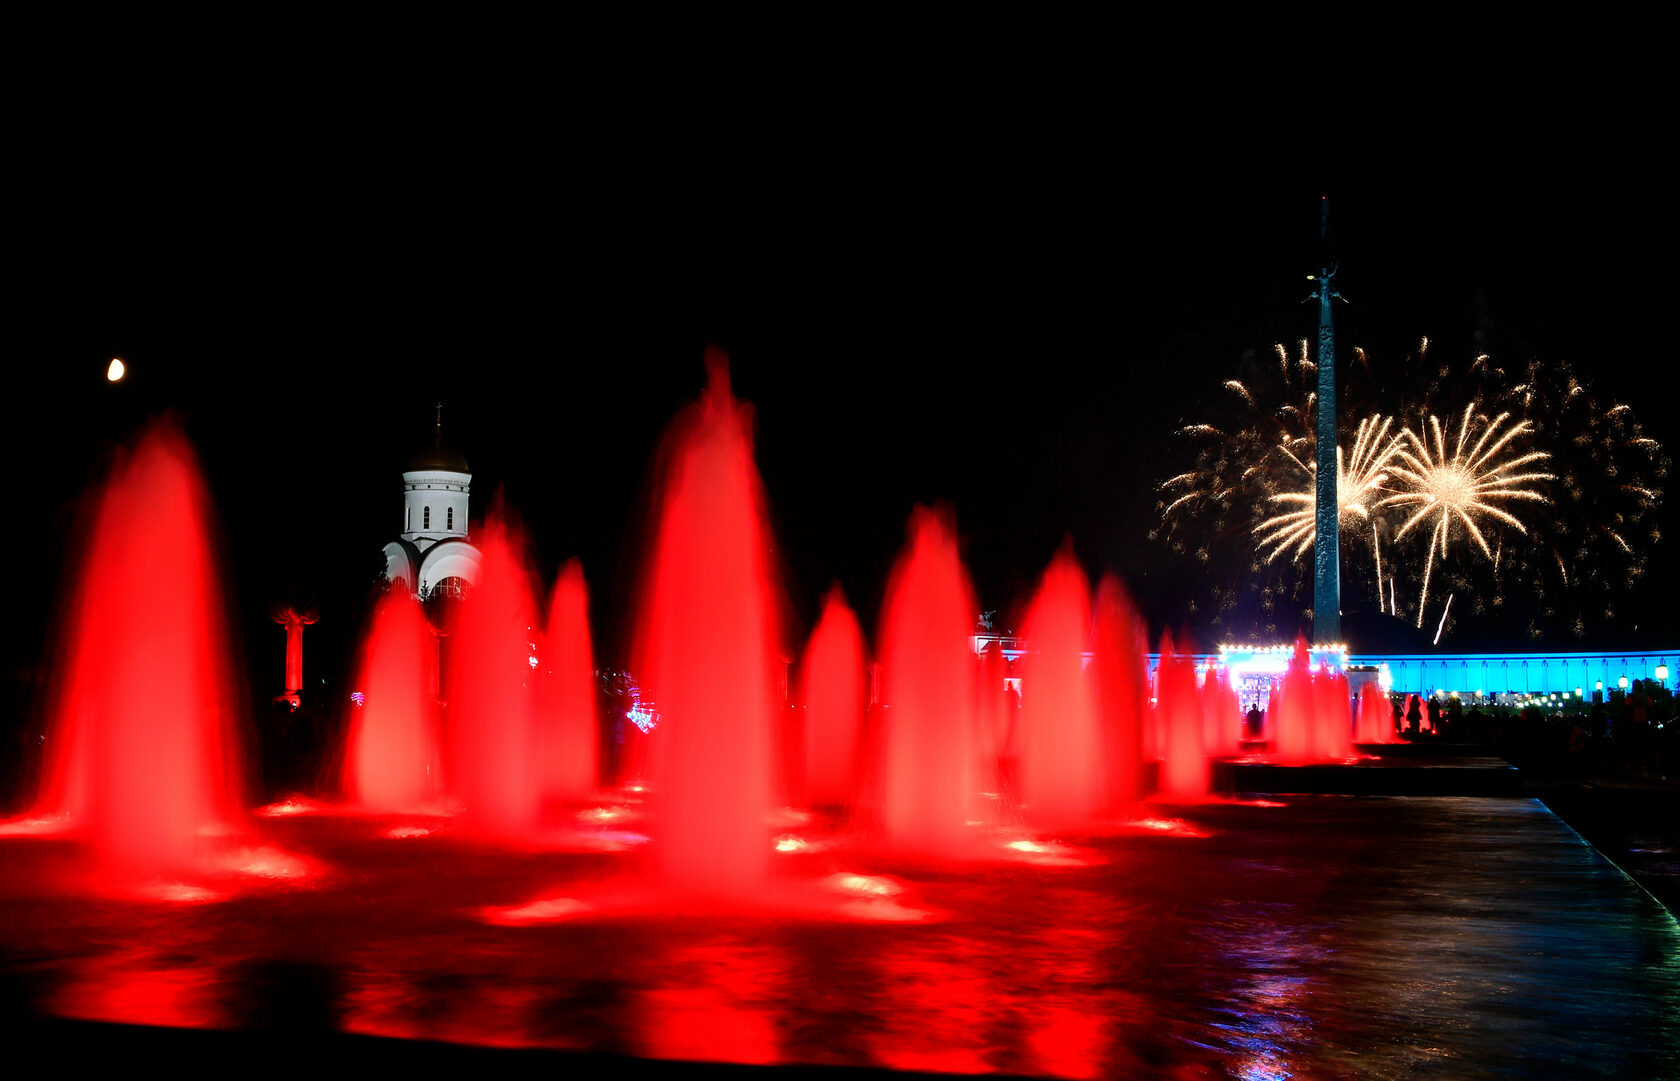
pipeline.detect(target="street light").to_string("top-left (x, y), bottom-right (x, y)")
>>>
top-left (1619, 676), bottom-right (1629, 690)
top-left (1657, 664), bottom-right (1670, 689)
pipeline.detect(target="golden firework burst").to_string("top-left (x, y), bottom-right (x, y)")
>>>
top-left (1381, 406), bottom-right (1553, 626)
top-left (1255, 415), bottom-right (1403, 564)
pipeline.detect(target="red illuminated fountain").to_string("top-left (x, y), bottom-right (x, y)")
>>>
top-left (1090, 574), bottom-right (1148, 806)
top-left (1201, 664), bottom-right (1243, 760)
top-left (344, 588), bottom-right (439, 813)
top-left (876, 506), bottom-right (979, 857)
top-left (1357, 681), bottom-right (1399, 744)
top-left (1267, 640), bottom-right (1317, 762)
top-left (1017, 543), bottom-right (1101, 828)
top-left (1260, 639), bottom-right (1357, 763)
top-left (28, 422), bottom-right (248, 880)
top-left (1312, 665), bottom-right (1355, 760)
top-left (798, 585), bottom-right (866, 812)
top-left (442, 511), bottom-right (543, 841)
top-left (540, 559), bottom-right (599, 804)
top-left (634, 348), bottom-right (777, 897)
top-left (1154, 634), bottom-right (1208, 800)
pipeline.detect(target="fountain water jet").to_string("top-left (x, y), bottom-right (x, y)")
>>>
top-left (540, 559), bottom-right (599, 804)
top-left (876, 506), bottom-right (979, 856)
top-left (345, 588), bottom-right (439, 812)
top-left (1018, 543), bottom-right (1101, 828)
top-left (32, 421), bottom-right (247, 877)
top-left (798, 585), bottom-right (866, 812)
top-left (442, 511), bottom-right (542, 841)
top-left (634, 349), bottom-right (777, 896)
top-left (1357, 681), bottom-right (1398, 744)
top-left (1312, 666), bottom-right (1355, 760)
top-left (1257, 639), bottom-right (1357, 763)
top-left (1090, 574), bottom-right (1148, 807)
top-left (1268, 639), bottom-right (1317, 762)
top-left (1154, 635), bottom-right (1208, 800)
top-left (1201, 665), bottom-right (1243, 760)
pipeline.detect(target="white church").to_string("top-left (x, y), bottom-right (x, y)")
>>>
top-left (380, 413), bottom-right (481, 601)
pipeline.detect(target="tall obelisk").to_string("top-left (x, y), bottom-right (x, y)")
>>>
top-left (1310, 196), bottom-right (1341, 645)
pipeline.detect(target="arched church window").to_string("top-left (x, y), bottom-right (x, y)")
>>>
top-left (406, 507), bottom-right (411, 531)
top-left (447, 507), bottom-right (454, 530)
top-left (424, 506), bottom-right (431, 530)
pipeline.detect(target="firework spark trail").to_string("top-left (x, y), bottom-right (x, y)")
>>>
top-left (1381, 406), bottom-right (1553, 627)
top-left (1374, 526), bottom-right (1383, 613)
top-left (1254, 415), bottom-right (1403, 565)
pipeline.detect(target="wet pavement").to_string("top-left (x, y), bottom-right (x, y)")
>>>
top-left (1534, 779), bottom-right (1680, 915)
top-left (2, 794), bottom-right (1676, 1078)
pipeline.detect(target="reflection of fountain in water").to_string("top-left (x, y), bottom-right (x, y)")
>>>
top-left (30, 421), bottom-right (247, 879)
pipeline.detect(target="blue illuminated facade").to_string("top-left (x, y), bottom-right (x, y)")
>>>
top-left (973, 634), bottom-right (1676, 701)
top-left (1142, 649), bottom-right (1677, 700)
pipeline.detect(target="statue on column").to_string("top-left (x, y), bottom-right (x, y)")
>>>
top-left (271, 604), bottom-right (319, 709)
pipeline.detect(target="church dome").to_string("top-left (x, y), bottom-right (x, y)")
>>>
top-left (406, 442), bottom-right (470, 474)
top-left (407, 404), bottom-right (470, 473)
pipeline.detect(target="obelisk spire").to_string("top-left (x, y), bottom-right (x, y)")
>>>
top-left (1309, 196), bottom-right (1343, 646)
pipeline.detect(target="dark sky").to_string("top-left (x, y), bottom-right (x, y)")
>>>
top-left (9, 132), bottom-right (1676, 704)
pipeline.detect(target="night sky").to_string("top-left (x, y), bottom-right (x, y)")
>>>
top-left (9, 144), bottom-right (1676, 716)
